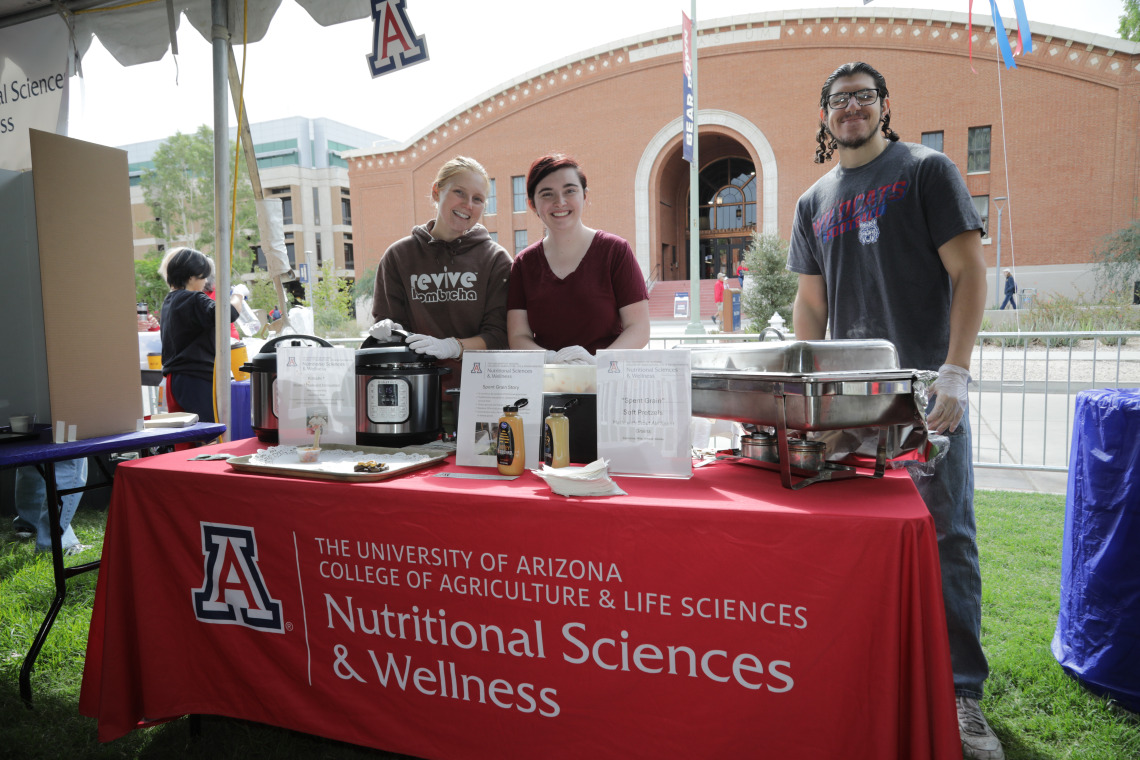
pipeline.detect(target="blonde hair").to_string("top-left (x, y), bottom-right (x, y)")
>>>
top-left (433, 156), bottom-right (489, 199)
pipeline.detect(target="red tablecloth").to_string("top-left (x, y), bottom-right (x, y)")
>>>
top-left (80, 439), bottom-right (959, 759)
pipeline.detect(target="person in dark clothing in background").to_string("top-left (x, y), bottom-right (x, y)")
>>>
top-left (158, 247), bottom-right (242, 422)
top-left (1000, 269), bottom-right (1017, 310)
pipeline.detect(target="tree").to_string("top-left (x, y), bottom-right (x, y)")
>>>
top-left (134, 250), bottom-right (169, 317)
top-left (1120, 0), bottom-right (1140, 41)
top-left (309, 262), bottom-right (356, 336)
top-left (1092, 218), bottom-right (1140, 300)
top-left (741, 231), bottom-right (798, 331)
top-left (138, 125), bottom-right (259, 276)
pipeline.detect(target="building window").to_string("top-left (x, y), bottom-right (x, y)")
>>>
top-left (512, 176), bottom-right (526, 213)
top-left (285, 242), bottom-right (296, 268)
top-left (514, 229), bottom-right (528, 254)
top-left (486, 178), bottom-right (497, 215)
top-left (344, 241), bottom-right (354, 269)
top-left (341, 197), bottom-right (352, 225)
top-left (316, 232), bottom-right (323, 265)
top-left (972, 195), bottom-right (990, 239)
top-left (488, 231), bottom-right (498, 243)
top-left (313, 187), bottom-right (321, 225)
top-left (281, 197), bottom-right (293, 225)
top-left (921, 131), bottom-right (944, 152)
top-left (696, 157), bottom-right (757, 233)
top-left (967, 126), bottom-right (991, 173)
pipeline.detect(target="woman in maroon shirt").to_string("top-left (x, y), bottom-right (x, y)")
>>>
top-left (506, 153), bottom-right (649, 364)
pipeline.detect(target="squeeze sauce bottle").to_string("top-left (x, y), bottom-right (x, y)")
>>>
top-left (543, 397), bottom-right (577, 468)
top-left (496, 398), bottom-right (529, 475)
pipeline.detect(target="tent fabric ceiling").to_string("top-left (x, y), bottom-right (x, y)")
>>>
top-left (0, 0), bottom-right (370, 67)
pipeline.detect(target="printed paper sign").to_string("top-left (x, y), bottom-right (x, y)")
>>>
top-left (455, 351), bottom-right (544, 468)
top-left (0, 16), bottom-right (69, 171)
top-left (276, 346), bottom-right (356, 446)
top-left (596, 349), bottom-right (692, 478)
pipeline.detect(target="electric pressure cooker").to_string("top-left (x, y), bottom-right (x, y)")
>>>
top-left (356, 331), bottom-right (451, 447)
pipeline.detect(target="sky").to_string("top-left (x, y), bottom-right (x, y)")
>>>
top-left (65, 0), bottom-right (1130, 149)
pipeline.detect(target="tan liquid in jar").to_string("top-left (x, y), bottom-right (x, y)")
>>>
top-left (496, 398), bottom-right (528, 475)
top-left (543, 407), bottom-right (570, 468)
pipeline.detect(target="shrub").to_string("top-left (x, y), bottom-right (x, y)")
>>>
top-left (741, 231), bottom-right (797, 331)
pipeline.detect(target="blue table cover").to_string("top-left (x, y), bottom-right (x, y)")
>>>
top-left (1052, 388), bottom-right (1140, 712)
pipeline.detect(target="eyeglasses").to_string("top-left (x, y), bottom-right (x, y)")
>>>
top-left (826, 88), bottom-right (881, 109)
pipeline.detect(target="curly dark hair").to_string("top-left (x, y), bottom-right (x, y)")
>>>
top-left (814, 61), bottom-right (900, 164)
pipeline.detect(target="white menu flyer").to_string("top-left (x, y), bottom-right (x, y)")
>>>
top-left (455, 351), bottom-right (545, 468)
top-left (276, 346), bottom-right (357, 446)
top-left (596, 349), bottom-right (692, 478)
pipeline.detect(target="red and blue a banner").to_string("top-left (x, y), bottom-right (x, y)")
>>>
top-left (367, 0), bottom-right (429, 79)
top-left (681, 12), bottom-right (695, 164)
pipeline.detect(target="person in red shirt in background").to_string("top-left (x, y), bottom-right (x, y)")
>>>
top-left (712, 272), bottom-right (727, 327)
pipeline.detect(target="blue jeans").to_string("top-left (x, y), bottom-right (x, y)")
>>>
top-left (14, 459), bottom-right (89, 552)
top-left (1000, 293), bottom-right (1017, 310)
top-left (910, 413), bottom-right (989, 698)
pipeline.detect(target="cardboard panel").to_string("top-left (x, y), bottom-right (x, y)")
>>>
top-left (30, 129), bottom-right (141, 439)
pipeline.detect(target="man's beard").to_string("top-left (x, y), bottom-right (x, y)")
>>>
top-left (826, 116), bottom-right (882, 150)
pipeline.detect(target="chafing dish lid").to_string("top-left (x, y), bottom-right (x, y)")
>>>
top-left (687, 339), bottom-right (899, 374)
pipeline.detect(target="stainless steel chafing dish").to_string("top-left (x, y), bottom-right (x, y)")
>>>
top-left (688, 339), bottom-right (927, 489)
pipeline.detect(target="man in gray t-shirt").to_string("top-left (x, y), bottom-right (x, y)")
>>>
top-left (787, 62), bottom-right (1001, 760)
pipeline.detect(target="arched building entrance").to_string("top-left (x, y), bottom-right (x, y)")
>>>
top-left (634, 109), bottom-right (778, 283)
top-left (697, 156), bottom-right (756, 280)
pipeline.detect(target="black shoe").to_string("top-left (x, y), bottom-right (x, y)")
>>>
top-left (14, 526), bottom-right (34, 540)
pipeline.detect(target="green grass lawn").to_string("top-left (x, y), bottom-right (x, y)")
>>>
top-left (1, 490), bottom-right (1138, 759)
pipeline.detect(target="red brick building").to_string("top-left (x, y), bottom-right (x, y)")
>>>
top-left (347, 9), bottom-right (1140, 303)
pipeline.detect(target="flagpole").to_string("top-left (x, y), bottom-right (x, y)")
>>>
top-left (684, 0), bottom-right (705, 335)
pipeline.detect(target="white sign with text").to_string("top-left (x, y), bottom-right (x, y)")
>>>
top-left (455, 351), bottom-right (544, 468)
top-left (276, 346), bottom-right (356, 446)
top-left (0, 16), bottom-right (69, 171)
top-left (596, 350), bottom-right (692, 478)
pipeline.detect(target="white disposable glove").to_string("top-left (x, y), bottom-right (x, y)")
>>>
top-left (551, 345), bottom-right (596, 365)
top-left (231, 283), bottom-right (251, 300)
top-left (928, 363), bottom-right (970, 433)
top-left (367, 318), bottom-right (403, 341)
top-left (406, 333), bottom-right (462, 360)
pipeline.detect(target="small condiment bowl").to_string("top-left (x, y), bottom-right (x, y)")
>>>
top-left (298, 447), bottom-right (321, 463)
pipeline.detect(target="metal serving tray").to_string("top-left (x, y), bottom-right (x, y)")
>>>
top-left (690, 369), bottom-right (919, 431)
top-left (226, 444), bottom-right (449, 483)
top-left (688, 339), bottom-right (900, 374)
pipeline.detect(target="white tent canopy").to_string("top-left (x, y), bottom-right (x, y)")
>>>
top-left (1, 0), bottom-right (370, 437)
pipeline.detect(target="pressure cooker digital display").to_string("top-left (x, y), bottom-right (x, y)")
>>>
top-left (366, 377), bottom-right (410, 423)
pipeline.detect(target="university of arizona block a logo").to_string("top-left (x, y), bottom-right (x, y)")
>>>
top-left (192, 523), bottom-right (283, 632)
top-left (367, 0), bottom-right (429, 78)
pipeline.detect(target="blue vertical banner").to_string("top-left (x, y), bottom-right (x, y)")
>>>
top-left (681, 11), bottom-right (695, 163)
top-left (1011, 0), bottom-right (1033, 55)
top-left (988, 0), bottom-right (1018, 69)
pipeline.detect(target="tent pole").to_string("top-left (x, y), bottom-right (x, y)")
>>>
top-left (212, 0), bottom-right (232, 439)
top-left (227, 43), bottom-right (291, 331)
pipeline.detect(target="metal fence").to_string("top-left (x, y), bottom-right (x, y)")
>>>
top-left (970, 331), bottom-right (1140, 473)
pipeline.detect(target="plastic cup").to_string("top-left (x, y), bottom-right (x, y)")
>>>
top-left (10, 415), bottom-right (33, 433)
